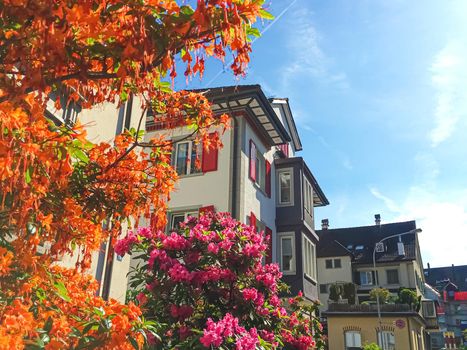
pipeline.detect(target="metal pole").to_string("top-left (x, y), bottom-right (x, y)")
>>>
top-left (372, 228), bottom-right (422, 338)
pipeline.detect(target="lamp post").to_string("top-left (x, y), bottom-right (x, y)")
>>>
top-left (372, 228), bottom-right (423, 330)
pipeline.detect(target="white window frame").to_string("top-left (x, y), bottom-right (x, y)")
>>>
top-left (302, 234), bottom-right (317, 281)
top-left (377, 331), bottom-right (395, 350)
top-left (360, 271), bottom-right (374, 286)
top-left (277, 168), bottom-right (294, 206)
top-left (303, 176), bottom-right (313, 214)
top-left (169, 210), bottom-right (199, 230)
top-left (345, 331), bottom-right (362, 349)
top-left (278, 232), bottom-right (295, 275)
top-left (174, 139), bottom-right (201, 176)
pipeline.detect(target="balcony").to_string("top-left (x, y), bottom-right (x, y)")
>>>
top-left (327, 303), bottom-right (416, 313)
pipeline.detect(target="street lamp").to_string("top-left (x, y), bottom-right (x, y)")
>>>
top-left (372, 228), bottom-right (423, 329)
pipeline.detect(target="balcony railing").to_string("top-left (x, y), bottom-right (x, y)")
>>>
top-left (327, 303), bottom-right (416, 313)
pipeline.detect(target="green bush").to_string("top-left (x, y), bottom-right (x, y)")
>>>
top-left (343, 282), bottom-right (356, 304)
top-left (370, 287), bottom-right (391, 304)
top-left (363, 343), bottom-right (382, 350)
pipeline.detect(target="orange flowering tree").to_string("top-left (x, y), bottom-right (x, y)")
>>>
top-left (0, 0), bottom-right (271, 348)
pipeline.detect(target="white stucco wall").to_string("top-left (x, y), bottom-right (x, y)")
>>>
top-left (54, 100), bottom-right (145, 302)
top-left (317, 255), bottom-right (353, 307)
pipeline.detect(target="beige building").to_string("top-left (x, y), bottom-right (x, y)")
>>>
top-left (47, 95), bottom-right (144, 302)
top-left (324, 303), bottom-right (426, 350)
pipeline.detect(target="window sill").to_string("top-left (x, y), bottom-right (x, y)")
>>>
top-left (177, 172), bottom-right (205, 179)
top-left (277, 202), bottom-right (293, 207)
top-left (304, 273), bottom-right (317, 285)
top-left (281, 270), bottom-right (296, 276)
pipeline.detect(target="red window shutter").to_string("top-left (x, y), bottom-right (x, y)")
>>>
top-left (201, 133), bottom-right (218, 172)
top-left (265, 160), bottom-right (271, 198)
top-left (199, 205), bottom-right (215, 216)
top-left (265, 227), bottom-right (272, 264)
top-left (249, 212), bottom-right (257, 231)
top-left (249, 139), bottom-right (256, 181)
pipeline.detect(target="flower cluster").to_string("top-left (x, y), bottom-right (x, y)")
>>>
top-left (125, 213), bottom-right (325, 349)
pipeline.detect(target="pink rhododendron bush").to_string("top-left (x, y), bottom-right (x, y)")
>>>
top-left (117, 213), bottom-right (325, 349)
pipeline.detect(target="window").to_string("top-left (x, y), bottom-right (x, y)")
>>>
top-left (279, 233), bottom-right (295, 274)
top-left (249, 140), bottom-right (271, 196)
top-left (174, 140), bottom-right (201, 176)
top-left (303, 177), bottom-right (313, 214)
top-left (277, 168), bottom-right (293, 205)
top-left (169, 210), bottom-right (198, 230)
top-left (378, 331), bottom-right (395, 350)
top-left (386, 269), bottom-right (399, 284)
top-left (360, 271), bottom-right (373, 286)
top-left (355, 245), bottom-right (364, 250)
top-left (325, 258), bottom-right (341, 269)
top-left (302, 234), bottom-right (317, 280)
top-left (422, 301), bottom-right (436, 318)
top-left (320, 284), bottom-right (328, 294)
top-left (344, 331), bottom-right (362, 350)
top-left (334, 258), bottom-right (342, 268)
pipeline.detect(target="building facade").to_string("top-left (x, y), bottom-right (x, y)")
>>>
top-left (143, 85), bottom-right (328, 301)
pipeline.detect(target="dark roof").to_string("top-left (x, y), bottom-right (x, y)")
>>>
top-left (192, 85), bottom-right (291, 146)
top-left (424, 265), bottom-right (467, 292)
top-left (316, 220), bottom-right (418, 265)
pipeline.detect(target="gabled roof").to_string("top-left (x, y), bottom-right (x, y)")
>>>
top-left (194, 85), bottom-right (291, 146)
top-left (316, 220), bottom-right (418, 265)
top-left (269, 98), bottom-right (302, 151)
top-left (424, 264), bottom-right (467, 292)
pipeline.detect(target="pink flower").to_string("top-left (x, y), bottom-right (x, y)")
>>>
top-left (114, 232), bottom-right (138, 256)
top-left (235, 328), bottom-right (259, 350)
top-left (163, 232), bottom-right (190, 250)
top-left (242, 288), bottom-right (258, 301)
top-left (207, 242), bottom-right (219, 254)
top-left (168, 263), bottom-right (192, 282)
top-left (136, 292), bottom-right (147, 305)
top-left (170, 304), bottom-right (193, 320)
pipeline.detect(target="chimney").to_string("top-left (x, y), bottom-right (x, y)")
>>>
top-left (321, 219), bottom-right (329, 230)
top-left (375, 214), bottom-right (381, 226)
top-left (427, 262), bottom-right (431, 270)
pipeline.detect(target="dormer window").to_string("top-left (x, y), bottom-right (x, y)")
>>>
top-left (355, 245), bottom-right (364, 250)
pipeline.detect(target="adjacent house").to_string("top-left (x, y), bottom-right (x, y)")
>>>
top-left (143, 85), bottom-right (329, 301)
top-left (316, 216), bottom-right (440, 349)
top-left (425, 264), bottom-right (467, 348)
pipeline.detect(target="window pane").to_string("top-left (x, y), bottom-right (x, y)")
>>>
top-left (176, 142), bottom-right (189, 175)
top-left (334, 259), bottom-right (342, 268)
top-left (282, 238), bottom-right (293, 271)
top-left (387, 269), bottom-right (399, 284)
top-left (280, 172), bottom-right (291, 203)
top-left (326, 259), bottom-right (333, 269)
top-left (190, 142), bottom-right (201, 174)
top-left (171, 214), bottom-right (186, 230)
top-left (320, 284), bottom-right (328, 293)
top-left (345, 331), bottom-right (361, 348)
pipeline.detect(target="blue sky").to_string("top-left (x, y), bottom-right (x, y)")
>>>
top-left (175, 0), bottom-right (467, 267)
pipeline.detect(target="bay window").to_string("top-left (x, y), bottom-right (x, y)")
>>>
top-left (302, 234), bottom-right (317, 280)
top-left (278, 232), bottom-right (295, 274)
top-left (277, 168), bottom-right (293, 205)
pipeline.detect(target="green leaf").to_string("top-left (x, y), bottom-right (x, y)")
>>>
top-left (128, 336), bottom-right (139, 350)
top-left (43, 317), bottom-right (53, 333)
top-left (259, 9), bottom-right (274, 20)
top-left (25, 167), bottom-right (32, 184)
top-left (246, 27), bottom-right (261, 38)
top-left (54, 280), bottom-right (71, 302)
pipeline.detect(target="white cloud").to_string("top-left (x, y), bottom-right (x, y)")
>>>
top-left (429, 41), bottom-right (467, 147)
top-left (281, 7), bottom-right (348, 90)
top-left (370, 185), bottom-right (467, 267)
top-left (369, 187), bottom-right (401, 213)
